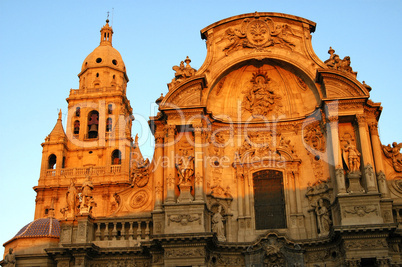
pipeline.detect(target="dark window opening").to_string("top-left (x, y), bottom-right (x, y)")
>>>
top-left (106, 118), bottom-right (113, 132)
top-left (360, 258), bottom-right (376, 267)
top-left (88, 111), bottom-right (99, 139)
top-left (112, 59), bottom-right (117, 65)
top-left (96, 57), bottom-right (102, 63)
top-left (253, 170), bottom-right (286, 230)
top-left (48, 154), bottom-right (57, 169)
top-left (74, 120), bottom-right (80, 134)
top-left (75, 107), bottom-right (80, 117)
top-left (112, 150), bottom-right (122, 165)
top-left (96, 73), bottom-right (99, 78)
top-left (108, 104), bottom-right (113, 114)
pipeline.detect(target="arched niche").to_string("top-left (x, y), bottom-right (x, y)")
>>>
top-left (206, 59), bottom-right (320, 123)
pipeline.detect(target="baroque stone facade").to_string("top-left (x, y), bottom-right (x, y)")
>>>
top-left (2, 12), bottom-right (402, 267)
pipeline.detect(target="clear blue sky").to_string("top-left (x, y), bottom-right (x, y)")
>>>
top-left (1, 0), bottom-right (401, 256)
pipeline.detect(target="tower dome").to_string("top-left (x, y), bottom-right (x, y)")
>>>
top-left (79, 19), bottom-right (127, 78)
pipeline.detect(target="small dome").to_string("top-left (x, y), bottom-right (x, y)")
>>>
top-left (13, 217), bottom-right (60, 239)
top-left (80, 45), bottom-right (126, 75)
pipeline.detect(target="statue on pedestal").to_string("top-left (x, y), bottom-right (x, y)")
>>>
top-left (3, 248), bottom-right (16, 267)
top-left (212, 205), bottom-right (226, 242)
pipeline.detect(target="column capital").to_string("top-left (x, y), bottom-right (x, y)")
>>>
top-left (368, 121), bottom-right (379, 136)
top-left (165, 124), bottom-right (176, 137)
top-left (355, 114), bottom-right (366, 126)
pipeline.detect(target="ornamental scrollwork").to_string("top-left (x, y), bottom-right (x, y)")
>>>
top-left (324, 47), bottom-right (357, 77)
top-left (223, 17), bottom-right (297, 55)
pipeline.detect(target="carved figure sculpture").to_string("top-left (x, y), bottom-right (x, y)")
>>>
top-left (79, 175), bottom-right (95, 214)
top-left (325, 47), bottom-right (357, 76)
top-left (342, 140), bottom-right (361, 172)
top-left (176, 155), bottom-right (194, 186)
top-left (170, 56), bottom-right (196, 89)
top-left (66, 179), bottom-right (78, 216)
top-left (382, 142), bottom-right (402, 172)
top-left (315, 198), bottom-right (331, 236)
top-left (242, 70), bottom-right (282, 118)
top-left (3, 248), bottom-right (16, 267)
top-left (212, 205), bottom-right (226, 242)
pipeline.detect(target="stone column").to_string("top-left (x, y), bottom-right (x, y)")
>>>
top-left (154, 132), bottom-right (164, 209)
top-left (369, 122), bottom-right (390, 197)
top-left (287, 170), bottom-right (297, 214)
top-left (356, 114), bottom-right (377, 192)
top-left (193, 124), bottom-right (204, 202)
top-left (244, 173), bottom-right (251, 217)
top-left (327, 116), bottom-right (347, 194)
top-left (165, 125), bottom-right (176, 203)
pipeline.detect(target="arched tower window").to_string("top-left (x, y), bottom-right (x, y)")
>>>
top-left (106, 118), bottom-right (113, 132)
top-left (48, 154), bottom-right (57, 169)
top-left (253, 170), bottom-right (286, 230)
top-left (75, 107), bottom-right (80, 117)
top-left (87, 110), bottom-right (99, 139)
top-left (111, 150), bottom-right (121, 165)
top-left (74, 120), bottom-right (80, 135)
top-left (108, 104), bottom-right (113, 114)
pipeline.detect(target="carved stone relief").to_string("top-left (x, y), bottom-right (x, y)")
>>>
top-left (343, 205), bottom-right (378, 218)
top-left (164, 247), bottom-right (205, 258)
top-left (168, 214), bottom-right (201, 226)
top-left (222, 18), bottom-right (298, 55)
top-left (131, 158), bottom-right (150, 188)
top-left (242, 69), bottom-right (283, 118)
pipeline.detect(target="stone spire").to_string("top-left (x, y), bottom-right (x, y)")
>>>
top-left (46, 109), bottom-right (66, 142)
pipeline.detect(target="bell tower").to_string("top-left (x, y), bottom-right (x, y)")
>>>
top-left (35, 20), bottom-right (134, 220)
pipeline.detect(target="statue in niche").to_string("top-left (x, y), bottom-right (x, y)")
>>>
top-left (242, 70), bottom-right (282, 118)
top-left (315, 198), bottom-right (331, 236)
top-left (342, 140), bottom-right (361, 173)
top-left (176, 151), bottom-right (195, 186)
top-left (3, 248), bottom-right (16, 267)
top-left (382, 142), bottom-right (402, 172)
top-left (212, 205), bottom-right (226, 242)
top-left (132, 158), bottom-right (150, 187)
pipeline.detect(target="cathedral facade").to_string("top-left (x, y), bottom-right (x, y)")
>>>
top-left (2, 12), bottom-right (402, 267)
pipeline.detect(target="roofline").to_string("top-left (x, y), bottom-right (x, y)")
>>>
top-left (201, 12), bottom-right (316, 39)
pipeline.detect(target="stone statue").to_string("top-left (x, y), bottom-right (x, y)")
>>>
top-left (315, 198), bottom-right (331, 236)
top-left (79, 175), bottom-right (95, 214)
top-left (382, 142), bottom-right (402, 172)
top-left (66, 179), bottom-right (78, 215)
top-left (342, 140), bottom-right (361, 172)
top-left (132, 158), bottom-right (150, 187)
top-left (176, 155), bottom-right (194, 186)
top-left (3, 248), bottom-right (16, 267)
top-left (212, 205), bottom-right (226, 242)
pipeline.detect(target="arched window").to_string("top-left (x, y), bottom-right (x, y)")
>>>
top-left (253, 170), bottom-right (286, 230)
top-left (75, 107), bottom-right (80, 117)
top-left (111, 150), bottom-right (121, 165)
top-left (87, 110), bottom-right (99, 139)
top-left (106, 118), bottom-right (112, 132)
top-left (108, 104), bottom-right (113, 114)
top-left (48, 154), bottom-right (57, 169)
top-left (74, 120), bottom-right (80, 135)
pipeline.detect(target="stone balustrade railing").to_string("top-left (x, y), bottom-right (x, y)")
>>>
top-left (70, 86), bottom-right (124, 95)
top-left (93, 217), bottom-right (152, 246)
top-left (45, 165), bottom-right (121, 177)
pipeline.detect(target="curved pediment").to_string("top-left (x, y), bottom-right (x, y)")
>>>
top-left (206, 60), bottom-right (320, 122)
top-left (317, 69), bottom-right (370, 99)
top-left (160, 77), bottom-right (205, 109)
